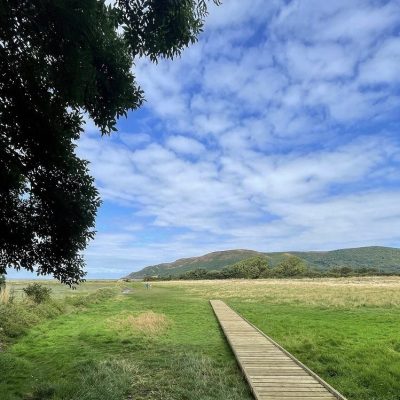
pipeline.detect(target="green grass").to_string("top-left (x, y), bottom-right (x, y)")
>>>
top-left (230, 302), bottom-right (400, 400)
top-left (6, 280), bottom-right (118, 300)
top-left (159, 278), bottom-right (400, 400)
top-left (0, 282), bottom-right (251, 400)
top-left (1, 278), bottom-right (400, 400)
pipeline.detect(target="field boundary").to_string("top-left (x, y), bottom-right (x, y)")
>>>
top-left (210, 300), bottom-right (348, 400)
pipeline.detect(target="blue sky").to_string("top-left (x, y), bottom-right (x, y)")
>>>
top-left (9, 0), bottom-right (400, 279)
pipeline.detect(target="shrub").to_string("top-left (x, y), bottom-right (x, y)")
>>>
top-left (23, 283), bottom-right (52, 304)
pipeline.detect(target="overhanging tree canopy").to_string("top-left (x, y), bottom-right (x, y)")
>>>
top-left (0, 0), bottom-right (218, 285)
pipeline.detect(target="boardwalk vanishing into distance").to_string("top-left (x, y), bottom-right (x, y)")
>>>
top-left (210, 300), bottom-right (347, 400)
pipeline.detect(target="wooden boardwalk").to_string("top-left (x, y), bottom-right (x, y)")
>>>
top-left (210, 300), bottom-right (347, 400)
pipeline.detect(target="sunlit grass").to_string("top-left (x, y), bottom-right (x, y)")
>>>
top-left (156, 276), bottom-right (400, 308)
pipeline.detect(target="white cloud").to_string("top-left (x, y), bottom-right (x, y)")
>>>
top-left (282, 42), bottom-right (356, 81)
top-left (119, 132), bottom-right (150, 147)
top-left (272, 1), bottom-right (400, 46)
top-left (359, 37), bottom-right (400, 84)
top-left (78, 132), bottom-right (399, 238)
top-left (166, 135), bottom-right (206, 156)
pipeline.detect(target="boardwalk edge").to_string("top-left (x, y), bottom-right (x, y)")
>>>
top-left (210, 299), bottom-right (348, 400)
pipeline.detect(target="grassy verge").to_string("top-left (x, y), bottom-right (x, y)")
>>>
top-left (0, 283), bottom-right (117, 347)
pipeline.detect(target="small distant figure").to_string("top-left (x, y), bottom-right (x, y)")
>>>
top-left (144, 282), bottom-right (152, 290)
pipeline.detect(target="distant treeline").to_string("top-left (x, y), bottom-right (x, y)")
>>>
top-left (142, 256), bottom-right (399, 281)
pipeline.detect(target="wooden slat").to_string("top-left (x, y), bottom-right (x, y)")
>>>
top-left (210, 300), bottom-right (347, 400)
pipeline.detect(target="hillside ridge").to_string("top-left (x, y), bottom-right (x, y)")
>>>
top-left (125, 246), bottom-right (400, 278)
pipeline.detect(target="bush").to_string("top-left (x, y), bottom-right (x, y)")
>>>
top-left (23, 283), bottom-right (52, 304)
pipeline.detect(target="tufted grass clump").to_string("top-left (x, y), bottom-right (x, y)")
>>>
top-left (110, 311), bottom-right (171, 336)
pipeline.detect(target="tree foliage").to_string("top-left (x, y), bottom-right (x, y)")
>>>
top-left (221, 256), bottom-right (270, 279)
top-left (273, 255), bottom-right (308, 277)
top-left (0, 0), bottom-right (218, 285)
top-left (171, 256), bottom-right (271, 280)
top-left (148, 255), bottom-right (397, 281)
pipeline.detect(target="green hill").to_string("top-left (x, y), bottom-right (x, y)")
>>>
top-left (125, 249), bottom-right (262, 278)
top-left (292, 246), bottom-right (400, 272)
top-left (125, 246), bottom-right (400, 278)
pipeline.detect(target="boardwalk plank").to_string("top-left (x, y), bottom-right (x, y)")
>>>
top-left (210, 300), bottom-right (347, 400)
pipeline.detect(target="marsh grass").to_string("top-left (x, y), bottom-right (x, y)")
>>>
top-left (6, 280), bottom-right (120, 301)
top-left (1, 278), bottom-right (399, 400)
top-left (140, 353), bottom-right (249, 400)
top-left (0, 281), bottom-right (253, 400)
top-left (153, 353), bottom-right (251, 400)
top-left (154, 277), bottom-right (400, 399)
top-left (157, 276), bottom-right (400, 308)
top-left (26, 359), bottom-right (140, 400)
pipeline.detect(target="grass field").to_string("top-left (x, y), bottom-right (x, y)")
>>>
top-left (1, 277), bottom-right (399, 400)
top-left (5, 280), bottom-right (118, 300)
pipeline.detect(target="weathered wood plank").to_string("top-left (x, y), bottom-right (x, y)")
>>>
top-left (210, 300), bottom-right (347, 400)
